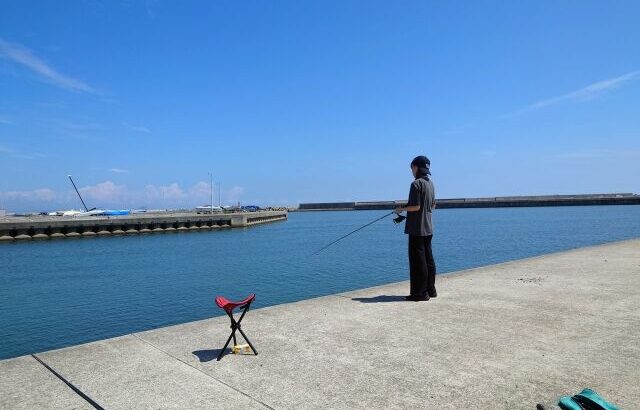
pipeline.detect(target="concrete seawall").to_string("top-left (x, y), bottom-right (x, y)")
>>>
top-left (0, 210), bottom-right (287, 242)
top-left (1, 238), bottom-right (638, 409)
top-left (298, 193), bottom-right (640, 211)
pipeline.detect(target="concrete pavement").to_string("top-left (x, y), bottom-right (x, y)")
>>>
top-left (1, 239), bottom-right (639, 409)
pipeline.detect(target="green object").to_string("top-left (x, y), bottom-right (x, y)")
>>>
top-left (559, 396), bottom-right (584, 410)
top-left (574, 388), bottom-right (620, 410)
top-left (558, 388), bottom-right (621, 410)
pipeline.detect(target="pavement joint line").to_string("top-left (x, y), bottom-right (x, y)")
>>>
top-left (130, 333), bottom-right (276, 410)
top-left (31, 354), bottom-right (105, 410)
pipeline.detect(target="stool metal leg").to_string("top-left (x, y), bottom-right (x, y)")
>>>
top-left (216, 301), bottom-right (257, 361)
top-left (237, 327), bottom-right (258, 355)
top-left (217, 330), bottom-right (235, 361)
top-left (234, 301), bottom-right (257, 355)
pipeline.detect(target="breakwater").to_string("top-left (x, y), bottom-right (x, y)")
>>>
top-left (0, 210), bottom-right (287, 242)
top-left (298, 193), bottom-right (640, 211)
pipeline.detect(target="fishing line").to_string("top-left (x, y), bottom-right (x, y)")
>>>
top-left (312, 211), bottom-right (404, 255)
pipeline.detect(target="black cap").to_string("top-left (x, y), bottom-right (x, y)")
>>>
top-left (411, 155), bottom-right (431, 174)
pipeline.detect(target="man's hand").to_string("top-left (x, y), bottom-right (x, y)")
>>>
top-left (394, 207), bottom-right (404, 215)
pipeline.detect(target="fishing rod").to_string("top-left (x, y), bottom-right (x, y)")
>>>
top-left (312, 210), bottom-right (406, 255)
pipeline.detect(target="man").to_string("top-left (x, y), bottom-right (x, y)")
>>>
top-left (394, 155), bottom-right (437, 301)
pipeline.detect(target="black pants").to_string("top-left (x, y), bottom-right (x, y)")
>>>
top-left (408, 235), bottom-right (436, 297)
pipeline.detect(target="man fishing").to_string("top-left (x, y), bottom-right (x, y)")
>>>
top-left (395, 156), bottom-right (437, 301)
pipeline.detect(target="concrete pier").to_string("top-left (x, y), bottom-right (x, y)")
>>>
top-left (1, 239), bottom-right (638, 409)
top-left (0, 210), bottom-right (287, 242)
top-left (298, 193), bottom-right (640, 211)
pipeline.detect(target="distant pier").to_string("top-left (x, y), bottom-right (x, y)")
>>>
top-left (298, 193), bottom-right (640, 211)
top-left (0, 210), bottom-right (287, 242)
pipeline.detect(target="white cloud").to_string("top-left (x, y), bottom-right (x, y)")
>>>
top-left (442, 123), bottom-right (473, 136)
top-left (127, 125), bottom-right (150, 133)
top-left (144, 183), bottom-right (186, 201)
top-left (528, 71), bottom-right (640, 111)
top-left (0, 38), bottom-right (95, 93)
top-left (227, 186), bottom-right (245, 202)
top-left (15, 152), bottom-right (46, 160)
top-left (79, 181), bottom-right (128, 202)
top-left (141, 181), bottom-right (222, 206)
top-left (57, 120), bottom-right (102, 131)
top-left (143, 184), bottom-right (162, 200)
top-left (189, 181), bottom-right (211, 198)
top-left (110, 168), bottom-right (130, 173)
top-left (160, 183), bottom-right (185, 200)
top-left (3, 188), bottom-right (56, 201)
top-left (33, 188), bottom-right (56, 201)
top-left (1, 181), bottom-right (246, 210)
top-left (0, 145), bottom-right (47, 160)
top-left (554, 149), bottom-right (640, 160)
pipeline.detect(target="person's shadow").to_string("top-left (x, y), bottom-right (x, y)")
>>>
top-left (351, 295), bottom-right (405, 303)
top-left (192, 349), bottom-right (226, 362)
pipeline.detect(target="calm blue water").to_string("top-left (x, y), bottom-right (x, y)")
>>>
top-left (1, 206), bottom-right (640, 359)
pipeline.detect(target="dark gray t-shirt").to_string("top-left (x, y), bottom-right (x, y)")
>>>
top-left (404, 177), bottom-right (435, 236)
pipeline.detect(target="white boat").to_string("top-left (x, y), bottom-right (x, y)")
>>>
top-left (78, 209), bottom-right (130, 216)
top-left (195, 205), bottom-right (223, 214)
top-left (131, 209), bottom-right (166, 214)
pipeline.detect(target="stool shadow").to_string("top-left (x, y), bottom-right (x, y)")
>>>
top-left (192, 349), bottom-right (226, 362)
top-left (351, 295), bottom-right (405, 303)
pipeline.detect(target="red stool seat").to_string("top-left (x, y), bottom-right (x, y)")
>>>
top-left (215, 293), bottom-right (255, 313)
top-left (214, 293), bottom-right (258, 360)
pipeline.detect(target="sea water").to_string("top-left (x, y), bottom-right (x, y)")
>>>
top-left (1, 205), bottom-right (640, 359)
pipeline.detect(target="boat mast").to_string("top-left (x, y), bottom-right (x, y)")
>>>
top-left (67, 175), bottom-right (89, 212)
top-left (209, 172), bottom-right (214, 214)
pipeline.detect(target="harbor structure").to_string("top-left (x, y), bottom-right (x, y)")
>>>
top-left (298, 193), bottom-right (640, 211)
top-left (0, 210), bottom-right (287, 242)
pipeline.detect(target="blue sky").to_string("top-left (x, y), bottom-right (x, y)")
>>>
top-left (1, 1), bottom-right (639, 211)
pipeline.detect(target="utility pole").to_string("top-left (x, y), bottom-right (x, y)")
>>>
top-left (218, 183), bottom-right (221, 207)
top-left (209, 172), bottom-right (214, 214)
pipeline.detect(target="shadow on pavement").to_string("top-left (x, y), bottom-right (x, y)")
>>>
top-left (351, 295), bottom-right (406, 303)
top-left (192, 349), bottom-right (225, 362)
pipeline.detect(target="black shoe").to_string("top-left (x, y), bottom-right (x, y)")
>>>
top-left (405, 294), bottom-right (429, 302)
top-left (428, 291), bottom-right (437, 298)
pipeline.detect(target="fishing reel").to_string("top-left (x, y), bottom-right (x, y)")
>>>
top-left (393, 214), bottom-right (406, 224)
